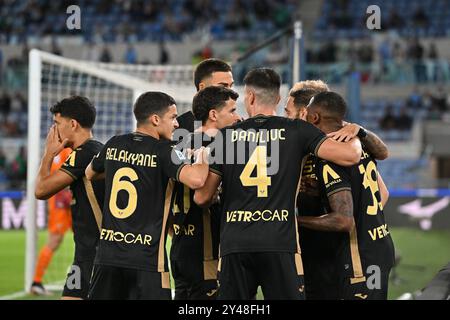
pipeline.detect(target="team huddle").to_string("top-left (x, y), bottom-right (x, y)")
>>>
top-left (33, 59), bottom-right (395, 300)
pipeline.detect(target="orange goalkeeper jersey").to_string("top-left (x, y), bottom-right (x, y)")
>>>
top-left (48, 148), bottom-right (72, 234)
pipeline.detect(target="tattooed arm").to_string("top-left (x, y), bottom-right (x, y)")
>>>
top-left (297, 190), bottom-right (355, 232)
top-left (361, 129), bottom-right (389, 160)
top-left (327, 123), bottom-right (389, 160)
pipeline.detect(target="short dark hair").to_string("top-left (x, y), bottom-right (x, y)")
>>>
top-left (290, 89), bottom-right (322, 109)
top-left (133, 91), bottom-right (176, 125)
top-left (192, 86), bottom-right (239, 125)
top-left (243, 68), bottom-right (281, 105)
top-left (50, 96), bottom-right (96, 128)
top-left (194, 58), bottom-right (232, 91)
top-left (308, 91), bottom-right (347, 120)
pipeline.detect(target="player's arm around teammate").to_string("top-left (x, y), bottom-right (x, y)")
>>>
top-left (195, 85), bottom-right (363, 208)
top-left (286, 80), bottom-right (379, 166)
top-left (296, 161), bottom-right (389, 233)
top-left (86, 146), bottom-right (209, 189)
top-left (314, 135), bottom-right (362, 167)
top-left (193, 171), bottom-right (221, 208)
top-left (327, 122), bottom-right (389, 160)
top-left (297, 188), bottom-right (354, 232)
top-left (86, 147), bottom-right (209, 189)
top-left (325, 123), bottom-right (390, 205)
top-left (178, 146), bottom-right (210, 189)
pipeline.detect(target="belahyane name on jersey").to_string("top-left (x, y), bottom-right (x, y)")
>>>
top-left (105, 147), bottom-right (157, 167)
top-left (230, 128), bottom-right (286, 143)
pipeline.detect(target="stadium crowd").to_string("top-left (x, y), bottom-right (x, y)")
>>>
top-left (0, 0), bottom-right (449, 189)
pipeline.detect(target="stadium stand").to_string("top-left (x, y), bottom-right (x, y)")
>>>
top-left (0, 1), bottom-right (449, 193)
top-left (315, 0), bottom-right (450, 39)
top-left (0, 0), bottom-right (296, 43)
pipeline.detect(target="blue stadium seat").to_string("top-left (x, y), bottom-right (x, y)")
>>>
top-left (318, 0), bottom-right (447, 39)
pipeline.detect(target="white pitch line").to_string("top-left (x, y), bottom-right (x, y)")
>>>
top-left (0, 287), bottom-right (176, 300)
top-left (0, 280), bottom-right (64, 300)
top-left (0, 291), bottom-right (28, 300)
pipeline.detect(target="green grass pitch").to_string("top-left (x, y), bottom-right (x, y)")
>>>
top-left (1, 227), bottom-right (449, 300)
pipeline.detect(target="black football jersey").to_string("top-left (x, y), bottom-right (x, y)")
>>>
top-left (297, 155), bottom-right (344, 261)
top-left (91, 132), bottom-right (187, 272)
top-left (170, 132), bottom-right (220, 281)
top-left (209, 115), bottom-right (327, 256)
top-left (60, 139), bottom-right (104, 259)
top-left (315, 147), bottom-right (396, 282)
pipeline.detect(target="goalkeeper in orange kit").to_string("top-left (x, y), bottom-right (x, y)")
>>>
top-left (30, 148), bottom-right (72, 295)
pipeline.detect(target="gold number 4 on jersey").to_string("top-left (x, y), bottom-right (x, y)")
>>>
top-left (239, 146), bottom-right (272, 197)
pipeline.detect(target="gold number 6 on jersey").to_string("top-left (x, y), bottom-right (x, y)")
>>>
top-left (109, 167), bottom-right (138, 219)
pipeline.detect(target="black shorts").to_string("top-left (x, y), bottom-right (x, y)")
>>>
top-left (302, 255), bottom-right (339, 300)
top-left (88, 265), bottom-right (172, 300)
top-left (62, 257), bottom-right (94, 299)
top-left (217, 252), bottom-right (305, 300)
top-left (171, 259), bottom-right (218, 300)
top-left (174, 278), bottom-right (218, 300)
top-left (338, 264), bottom-right (392, 300)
